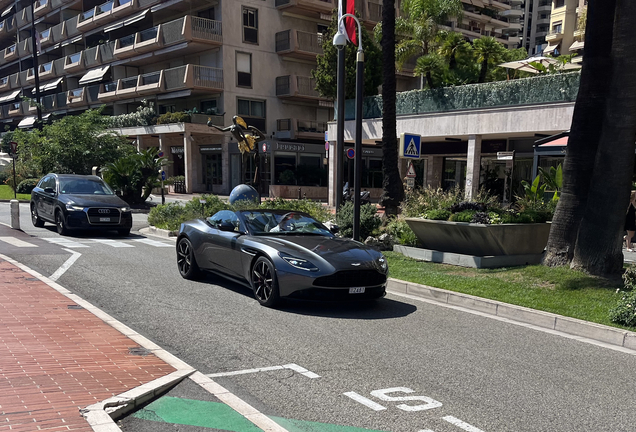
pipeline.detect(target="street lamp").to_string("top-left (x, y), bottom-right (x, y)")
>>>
top-left (334, 13), bottom-right (364, 241)
top-left (29, 1), bottom-right (42, 127)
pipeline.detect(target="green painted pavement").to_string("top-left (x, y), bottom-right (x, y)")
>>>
top-left (132, 396), bottom-right (391, 432)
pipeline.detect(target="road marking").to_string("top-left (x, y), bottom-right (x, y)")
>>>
top-left (370, 387), bottom-right (442, 412)
top-left (0, 236), bottom-right (38, 247)
top-left (50, 249), bottom-right (82, 282)
top-left (343, 392), bottom-right (387, 411)
top-left (134, 238), bottom-right (173, 248)
top-left (206, 363), bottom-right (320, 379)
top-left (43, 238), bottom-right (89, 248)
top-left (443, 416), bottom-right (485, 432)
top-left (91, 238), bottom-right (134, 248)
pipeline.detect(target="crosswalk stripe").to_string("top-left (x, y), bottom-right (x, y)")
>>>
top-left (43, 238), bottom-right (89, 248)
top-left (0, 237), bottom-right (38, 248)
top-left (134, 238), bottom-right (173, 248)
top-left (90, 239), bottom-right (134, 248)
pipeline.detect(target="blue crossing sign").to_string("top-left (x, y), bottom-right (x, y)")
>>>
top-left (400, 133), bottom-right (421, 159)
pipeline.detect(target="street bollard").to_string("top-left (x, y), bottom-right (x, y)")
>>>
top-left (10, 199), bottom-right (20, 230)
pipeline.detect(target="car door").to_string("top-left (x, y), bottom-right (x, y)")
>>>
top-left (203, 211), bottom-right (246, 278)
top-left (38, 176), bottom-right (56, 221)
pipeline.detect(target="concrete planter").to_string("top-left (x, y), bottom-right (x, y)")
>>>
top-left (405, 218), bottom-right (551, 257)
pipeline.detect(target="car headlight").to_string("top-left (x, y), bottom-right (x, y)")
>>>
top-left (377, 256), bottom-right (388, 272)
top-left (65, 203), bottom-right (84, 211)
top-left (120, 206), bottom-right (131, 212)
top-left (279, 252), bottom-right (318, 271)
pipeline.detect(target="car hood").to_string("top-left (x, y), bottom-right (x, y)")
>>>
top-left (58, 194), bottom-right (128, 208)
top-left (256, 235), bottom-right (382, 270)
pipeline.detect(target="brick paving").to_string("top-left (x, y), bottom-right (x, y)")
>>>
top-left (0, 259), bottom-right (176, 431)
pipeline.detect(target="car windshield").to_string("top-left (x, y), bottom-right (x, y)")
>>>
top-left (59, 178), bottom-right (115, 195)
top-left (241, 211), bottom-right (332, 236)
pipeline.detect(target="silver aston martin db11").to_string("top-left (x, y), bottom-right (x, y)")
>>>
top-left (176, 209), bottom-right (388, 307)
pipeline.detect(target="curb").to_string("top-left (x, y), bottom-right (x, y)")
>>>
top-left (0, 253), bottom-right (291, 432)
top-left (387, 278), bottom-right (636, 350)
top-left (140, 226), bottom-right (176, 239)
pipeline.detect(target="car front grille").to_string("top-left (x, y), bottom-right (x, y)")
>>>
top-left (313, 270), bottom-right (387, 288)
top-left (87, 207), bottom-right (121, 224)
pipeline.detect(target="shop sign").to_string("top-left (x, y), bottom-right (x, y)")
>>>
top-left (171, 146), bottom-right (184, 154)
top-left (200, 146), bottom-right (222, 153)
top-left (276, 143), bottom-right (306, 152)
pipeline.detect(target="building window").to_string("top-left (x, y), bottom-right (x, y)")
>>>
top-left (198, 7), bottom-right (215, 19)
top-left (201, 100), bottom-right (218, 115)
top-left (236, 51), bottom-right (252, 88)
top-left (237, 98), bottom-right (266, 132)
top-left (242, 7), bottom-right (258, 44)
top-left (159, 105), bottom-right (176, 114)
top-left (554, 0), bottom-right (565, 7)
top-left (552, 21), bottom-right (562, 33)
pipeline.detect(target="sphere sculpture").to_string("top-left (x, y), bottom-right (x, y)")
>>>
top-left (229, 184), bottom-right (260, 205)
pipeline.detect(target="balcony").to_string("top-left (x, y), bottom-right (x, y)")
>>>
top-left (488, 0), bottom-right (511, 11)
top-left (0, 15), bottom-right (14, 39)
top-left (113, 33), bottom-right (135, 58)
top-left (134, 25), bottom-right (163, 53)
top-left (537, 3), bottom-right (551, 12)
top-left (501, 7), bottom-right (523, 17)
top-left (275, 29), bottom-right (323, 60)
top-left (112, 0), bottom-right (137, 18)
top-left (77, 8), bottom-right (99, 32)
top-left (64, 51), bottom-right (84, 73)
top-left (0, 75), bottom-right (9, 92)
top-left (276, 75), bottom-right (325, 102)
top-left (136, 71), bottom-right (163, 95)
top-left (39, 27), bottom-right (54, 48)
top-left (97, 81), bottom-right (118, 101)
top-left (8, 100), bottom-right (23, 116)
top-left (16, 6), bottom-right (31, 28)
top-left (573, 28), bottom-right (585, 38)
top-left (275, 118), bottom-right (327, 140)
top-left (116, 76), bottom-right (138, 97)
top-left (66, 87), bottom-right (86, 107)
top-left (3, 43), bottom-right (16, 62)
top-left (546, 29), bottom-right (564, 42)
top-left (26, 61), bottom-right (56, 83)
top-left (366, 0), bottom-right (382, 26)
top-left (275, 0), bottom-right (334, 19)
top-left (33, 0), bottom-right (52, 18)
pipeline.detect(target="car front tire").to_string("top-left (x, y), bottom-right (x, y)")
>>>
top-left (177, 237), bottom-right (201, 280)
top-left (31, 204), bottom-right (44, 228)
top-left (251, 257), bottom-right (280, 307)
top-left (55, 210), bottom-right (68, 235)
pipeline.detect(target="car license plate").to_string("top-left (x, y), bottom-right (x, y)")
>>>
top-left (349, 287), bottom-right (365, 294)
top-left (99, 217), bottom-right (110, 222)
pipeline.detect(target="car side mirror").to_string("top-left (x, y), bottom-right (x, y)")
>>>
top-left (44, 187), bottom-right (55, 194)
top-left (218, 221), bottom-right (236, 232)
top-left (329, 226), bottom-right (339, 234)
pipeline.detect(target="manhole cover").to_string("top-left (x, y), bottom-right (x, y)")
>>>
top-left (128, 347), bottom-right (152, 356)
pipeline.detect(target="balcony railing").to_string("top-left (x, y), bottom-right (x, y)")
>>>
top-left (138, 26), bottom-right (158, 42)
top-left (367, 1), bottom-right (382, 23)
top-left (276, 75), bottom-right (322, 100)
top-left (275, 29), bottom-right (323, 57)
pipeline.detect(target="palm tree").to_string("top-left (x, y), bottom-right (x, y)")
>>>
top-left (438, 31), bottom-right (470, 70)
top-left (414, 53), bottom-right (445, 88)
top-left (379, 0), bottom-right (404, 218)
top-left (472, 36), bottom-right (505, 83)
top-left (543, 0), bottom-right (616, 268)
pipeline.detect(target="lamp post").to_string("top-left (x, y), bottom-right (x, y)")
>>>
top-left (30, 1), bottom-right (42, 127)
top-left (334, 13), bottom-right (364, 241)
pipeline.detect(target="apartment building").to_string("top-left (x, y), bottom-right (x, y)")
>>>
top-left (454, 0), bottom-right (515, 49)
top-left (521, 0), bottom-right (551, 55)
top-left (544, 0), bottom-right (586, 61)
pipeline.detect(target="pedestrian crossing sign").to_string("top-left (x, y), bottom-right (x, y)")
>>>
top-left (400, 133), bottom-right (421, 159)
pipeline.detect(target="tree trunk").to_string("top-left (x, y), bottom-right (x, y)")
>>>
top-left (571, 0), bottom-right (636, 276)
top-left (426, 72), bottom-right (435, 89)
top-left (478, 57), bottom-right (488, 83)
top-left (543, 0), bottom-right (616, 266)
top-left (379, 0), bottom-right (404, 217)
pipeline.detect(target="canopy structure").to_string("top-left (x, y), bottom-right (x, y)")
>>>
top-left (79, 66), bottom-right (110, 85)
top-left (32, 77), bottom-right (63, 94)
top-left (569, 40), bottom-right (585, 51)
top-left (498, 56), bottom-right (581, 74)
top-left (1, 4), bottom-right (14, 17)
top-left (532, 131), bottom-right (569, 178)
top-left (104, 9), bottom-right (149, 32)
top-left (17, 113), bottom-right (51, 129)
top-left (0, 89), bottom-right (21, 103)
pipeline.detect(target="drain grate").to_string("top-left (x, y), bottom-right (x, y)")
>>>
top-left (67, 305), bottom-right (84, 310)
top-left (128, 347), bottom-right (151, 356)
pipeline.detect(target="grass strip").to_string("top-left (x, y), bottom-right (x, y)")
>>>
top-left (384, 251), bottom-right (630, 330)
top-left (0, 185), bottom-right (30, 201)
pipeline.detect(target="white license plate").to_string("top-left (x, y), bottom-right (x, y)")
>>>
top-left (349, 287), bottom-right (366, 294)
top-left (99, 217), bottom-right (111, 222)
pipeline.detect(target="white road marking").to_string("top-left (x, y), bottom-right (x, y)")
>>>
top-left (443, 416), bottom-right (485, 432)
top-left (0, 237), bottom-right (38, 247)
top-left (370, 387), bottom-right (442, 412)
top-left (206, 363), bottom-right (321, 379)
top-left (134, 238), bottom-right (173, 248)
top-left (417, 430), bottom-right (435, 432)
top-left (43, 238), bottom-right (89, 248)
top-left (49, 249), bottom-right (82, 282)
top-left (91, 238), bottom-right (134, 248)
top-left (343, 392), bottom-right (387, 411)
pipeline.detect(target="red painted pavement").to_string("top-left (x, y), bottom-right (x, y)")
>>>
top-left (0, 259), bottom-right (175, 431)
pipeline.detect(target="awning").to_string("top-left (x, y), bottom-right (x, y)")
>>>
top-left (569, 40), bottom-right (585, 51)
top-left (1, 4), bottom-right (14, 17)
top-left (157, 90), bottom-right (191, 100)
top-left (543, 42), bottom-right (560, 55)
top-left (535, 131), bottom-right (569, 148)
top-left (32, 77), bottom-right (63, 94)
top-left (18, 116), bottom-right (36, 128)
top-left (0, 89), bottom-right (20, 103)
top-left (103, 9), bottom-right (149, 32)
top-left (537, 136), bottom-right (568, 147)
top-left (468, 0), bottom-right (485, 7)
top-left (78, 65), bottom-right (110, 85)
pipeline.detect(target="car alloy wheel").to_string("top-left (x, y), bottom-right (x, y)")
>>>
top-left (177, 237), bottom-right (201, 280)
top-left (31, 204), bottom-right (44, 228)
top-left (55, 211), bottom-right (68, 235)
top-left (251, 257), bottom-right (280, 307)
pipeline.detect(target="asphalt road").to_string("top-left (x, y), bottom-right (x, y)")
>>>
top-left (1, 202), bottom-right (636, 432)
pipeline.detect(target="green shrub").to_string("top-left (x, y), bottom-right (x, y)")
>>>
top-left (279, 169), bottom-right (296, 185)
top-left (259, 197), bottom-right (332, 222)
top-left (16, 178), bottom-right (39, 194)
top-left (336, 201), bottom-right (382, 239)
top-left (448, 210), bottom-right (476, 222)
top-left (422, 209), bottom-right (451, 220)
top-left (0, 169), bottom-right (9, 185)
top-left (384, 217), bottom-right (418, 246)
top-left (148, 203), bottom-right (191, 231)
top-left (156, 112), bottom-right (191, 125)
top-left (623, 266), bottom-right (636, 292)
top-left (609, 290), bottom-right (636, 327)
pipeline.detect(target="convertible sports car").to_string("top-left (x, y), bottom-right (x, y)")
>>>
top-left (176, 209), bottom-right (388, 307)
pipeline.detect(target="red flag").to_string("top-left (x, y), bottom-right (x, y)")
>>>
top-left (345, 0), bottom-right (357, 46)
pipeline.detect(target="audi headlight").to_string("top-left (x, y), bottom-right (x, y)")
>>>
top-left (65, 203), bottom-right (84, 211)
top-left (279, 252), bottom-right (318, 271)
top-left (120, 206), bottom-right (131, 212)
top-left (377, 256), bottom-right (388, 272)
